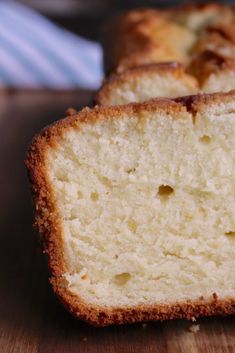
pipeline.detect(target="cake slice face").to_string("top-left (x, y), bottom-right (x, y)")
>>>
top-left (96, 63), bottom-right (198, 106)
top-left (26, 92), bottom-right (235, 325)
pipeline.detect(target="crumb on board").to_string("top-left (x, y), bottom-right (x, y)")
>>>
top-left (142, 323), bottom-right (148, 328)
top-left (188, 324), bottom-right (200, 333)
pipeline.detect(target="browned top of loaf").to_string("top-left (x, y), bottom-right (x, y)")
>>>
top-left (103, 8), bottom-right (194, 74)
top-left (103, 3), bottom-right (235, 86)
top-left (25, 90), bottom-right (235, 325)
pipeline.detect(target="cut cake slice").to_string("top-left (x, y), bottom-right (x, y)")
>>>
top-left (26, 91), bottom-right (235, 326)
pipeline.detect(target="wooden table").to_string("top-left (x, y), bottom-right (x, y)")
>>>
top-left (0, 90), bottom-right (234, 353)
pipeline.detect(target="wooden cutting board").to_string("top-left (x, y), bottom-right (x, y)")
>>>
top-left (0, 90), bottom-right (234, 353)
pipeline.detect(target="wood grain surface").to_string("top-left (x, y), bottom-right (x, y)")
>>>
top-left (0, 90), bottom-right (234, 353)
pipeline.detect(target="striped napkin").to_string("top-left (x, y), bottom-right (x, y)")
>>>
top-left (0, 1), bottom-right (103, 89)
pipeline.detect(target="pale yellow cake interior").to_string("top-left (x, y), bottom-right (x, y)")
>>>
top-left (47, 102), bottom-right (235, 307)
top-left (99, 72), bottom-right (198, 106)
top-left (202, 71), bottom-right (235, 94)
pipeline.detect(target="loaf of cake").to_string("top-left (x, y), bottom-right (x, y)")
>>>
top-left (26, 90), bottom-right (235, 325)
top-left (97, 4), bottom-right (235, 105)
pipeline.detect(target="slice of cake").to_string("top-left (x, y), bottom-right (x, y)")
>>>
top-left (26, 91), bottom-right (235, 326)
top-left (95, 63), bottom-right (198, 106)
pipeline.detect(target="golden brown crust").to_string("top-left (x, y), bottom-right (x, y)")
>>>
top-left (95, 62), bottom-right (199, 105)
top-left (25, 126), bottom-right (67, 277)
top-left (25, 91), bottom-right (235, 326)
top-left (53, 281), bottom-right (235, 326)
top-left (103, 8), bottom-right (195, 74)
top-left (175, 89), bottom-right (235, 114)
top-left (102, 8), bottom-right (162, 74)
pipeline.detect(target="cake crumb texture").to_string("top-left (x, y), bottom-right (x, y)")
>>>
top-left (25, 91), bottom-right (235, 325)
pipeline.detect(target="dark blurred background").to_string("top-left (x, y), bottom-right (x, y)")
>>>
top-left (19, 0), bottom-right (234, 40)
top-left (19, 0), bottom-right (179, 41)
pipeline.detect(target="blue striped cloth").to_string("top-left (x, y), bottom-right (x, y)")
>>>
top-left (0, 1), bottom-right (103, 89)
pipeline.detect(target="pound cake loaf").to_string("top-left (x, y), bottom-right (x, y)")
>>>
top-left (26, 90), bottom-right (235, 326)
top-left (97, 4), bottom-right (235, 106)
